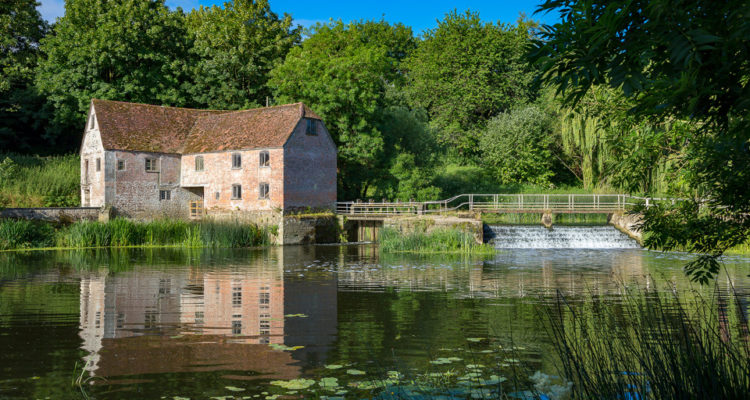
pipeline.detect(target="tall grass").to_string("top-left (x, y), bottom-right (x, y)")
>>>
top-left (0, 218), bottom-right (271, 250)
top-left (379, 227), bottom-right (495, 255)
top-left (546, 286), bottom-right (750, 399)
top-left (0, 153), bottom-right (80, 207)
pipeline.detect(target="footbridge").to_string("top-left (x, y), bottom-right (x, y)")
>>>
top-left (336, 194), bottom-right (671, 217)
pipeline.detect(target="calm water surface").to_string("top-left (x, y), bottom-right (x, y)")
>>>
top-left (1, 242), bottom-right (748, 399)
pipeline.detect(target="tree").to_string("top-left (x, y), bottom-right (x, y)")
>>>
top-left (0, 0), bottom-right (48, 151)
top-left (479, 105), bottom-right (556, 186)
top-left (269, 20), bottom-right (417, 199)
top-left (532, 0), bottom-right (750, 282)
top-left (404, 10), bottom-right (536, 157)
top-left (185, 0), bottom-right (299, 110)
top-left (36, 0), bottom-right (190, 147)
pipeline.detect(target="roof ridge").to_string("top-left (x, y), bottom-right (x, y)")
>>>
top-left (93, 98), bottom-right (308, 114)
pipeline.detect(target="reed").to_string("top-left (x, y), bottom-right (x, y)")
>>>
top-left (379, 227), bottom-right (495, 255)
top-left (0, 218), bottom-right (270, 250)
top-left (545, 286), bottom-right (750, 399)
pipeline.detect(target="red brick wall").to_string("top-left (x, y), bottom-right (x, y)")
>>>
top-left (181, 149), bottom-right (285, 212)
top-left (283, 119), bottom-right (337, 210)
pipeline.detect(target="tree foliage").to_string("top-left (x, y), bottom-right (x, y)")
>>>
top-left (533, 0), bottom-right (750, 282)
top-left (36, 0), bottom-right (191, 146)
top-left (185, 0), bottom-right (299, 110)
top-left (0, 0), bottom-right (48, 151)
top-left (269, 20), bottom-right (418, 199)
top-left (479, 105), bottom-right (555, 186)
top-left (404, 10), bottom-right (536, 156)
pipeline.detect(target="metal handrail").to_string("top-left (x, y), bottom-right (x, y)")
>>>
top-left (336, 193), bottom-right (681, 216)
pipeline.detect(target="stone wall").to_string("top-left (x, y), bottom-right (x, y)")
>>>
top-left (0, 207), bottom-right (103, 222)
top-left (382, 215), bottom-right (484, 243)
top-left (283, 119), bottom-right (337, 211)
top-left (281, 215), bottom-right (339, 245)
top-left (608, 212), bottom-right (643, 244)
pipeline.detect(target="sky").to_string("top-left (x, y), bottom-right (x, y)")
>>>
top-left (37, 0), bottom-right (558, 34)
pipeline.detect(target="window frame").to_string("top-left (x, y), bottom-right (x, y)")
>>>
top-left (231, 152), bottom-right (242, 169)
top-left (195, 155), bottom-right (204, 171)
top-left (258, 182), bottom-right (269, 199)
top-left (117, 160), bottom-right (125, 171)
top-left (259, 151), bottom-right (270, 168)
top-left (95, 158), bottom-right (101, 172)
top-left (145, 158), bottom-right (159, 172)
top-left (159, 190), bottom-right (171, 201)
top-left (231, 184), bottom-right (242, 200)
top-left (305, 118), bottom-right (317, 135)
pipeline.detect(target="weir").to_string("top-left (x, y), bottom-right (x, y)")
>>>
top-left (487, 225), bottom-right (640, 249)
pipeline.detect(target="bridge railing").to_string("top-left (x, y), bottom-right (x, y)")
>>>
top-left (336, 194), bottom-right (672, 216)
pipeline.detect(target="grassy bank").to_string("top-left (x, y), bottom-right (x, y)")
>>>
top-left (547, 286), bottom-right (750, 399)
top-left (379, 227), bottom-right (495, 255)
top-left (0, 153), bottom-right (80, 207)
top-left (0, 218), bottom-right (271, 251)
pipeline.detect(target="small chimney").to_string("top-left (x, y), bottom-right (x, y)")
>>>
top-left (299, 103), bottom-right (305, 118)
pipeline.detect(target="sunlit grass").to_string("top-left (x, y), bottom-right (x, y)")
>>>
top-left (379, 227), bottom-right (495, 255)
top-left (0, 153), bottom-right (80, 207)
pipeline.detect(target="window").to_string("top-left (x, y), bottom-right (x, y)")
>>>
top-left (259, 151), bottom-right (270, 167)
top-left (89, 115), bottom-right (95, 130)
top-left (232, 286), bottom-right (242, 307)
top-left (232, 320), bottom-right (242, 335)
top-left (145, 158), bottom-right (158, 172)
top-left (232, 184), bottom-right (242, 199)
top-left (194, 312), bottom-right (204, 325)
top-left (117, 160), bottom-right (125, 171)
top-left (159, 190), bottom-right (171, 201)
top-left (306, 118), bottom-right (317, 135)
top-left (96, 158), bottom-right (101, 172)
top-left (215, 191), bottom-right (220, 200)
top-left (259, 292), bottom-right (270, 305)
top-left (232, 152), bottom-right (241, 169)
top-left (259, 182), bottom-right (269, 199)
top-left (195, 156), bottom-right (204, 171)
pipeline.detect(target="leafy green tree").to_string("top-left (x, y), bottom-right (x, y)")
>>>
top-left (0, 0), bottom-right (48, 151)
top-left (532, 0), bottom-right (750, 282)
top-left (404, 10), bottom-right (536, 157)
top-left (185, 0), bottom-right (299, 109)
top-left (269, 20), bottom-right (417, 199)
top-left (479, 105), bottom-right (556, 186)
top-left (36, 0), bottom-right (190, 146)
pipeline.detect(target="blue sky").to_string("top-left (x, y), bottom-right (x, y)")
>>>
top-left (37, 1), bottom-right (558, 34)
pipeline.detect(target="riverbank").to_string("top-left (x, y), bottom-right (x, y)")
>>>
top-left (0, 218), bottom-right (272, 251)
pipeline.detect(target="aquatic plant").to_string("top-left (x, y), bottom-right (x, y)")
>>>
top-left (0, 219), bottom-right (56, 250)
top-left (546, 285), bottom-right (750, 399)
top-left (379, 227), bottom-right (495, 255)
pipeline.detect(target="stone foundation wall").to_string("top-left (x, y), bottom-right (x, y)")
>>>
top-left (608, 212), bottom-right (643, 244)
top-left (281, 216), bottom-right (339, 245)
top-left (0, 207), bottom-right (103, 222)
top-left (382, 215), bottom-right (484, 243)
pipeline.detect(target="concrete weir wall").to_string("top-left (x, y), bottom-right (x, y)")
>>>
top-left (382, 215), bottom-right (484, 243)
top-left (0, 207), bottom-right (105, 222)
top-left (608, 212), bottom-right (643, 244)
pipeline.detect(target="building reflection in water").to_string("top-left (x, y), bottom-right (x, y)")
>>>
top-left (78, 247), bottom-right (338, 380)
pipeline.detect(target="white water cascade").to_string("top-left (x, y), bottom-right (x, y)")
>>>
top-left (488, 225), bottom-right (640, 249)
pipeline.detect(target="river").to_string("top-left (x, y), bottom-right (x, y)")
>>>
top-left (0, 226), bottom-right (748, 399)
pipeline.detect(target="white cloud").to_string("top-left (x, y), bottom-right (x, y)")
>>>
top-left (37, 0), bottom-right (66, 23)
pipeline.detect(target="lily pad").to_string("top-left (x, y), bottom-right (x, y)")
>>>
top-left (225, 386), bottom-right (245, 392)
top-left (325, 364), bottom-right (343, 370)
top-left (466, 337), bottom-right (485, 342)
top-left (284, 314), bottom-right (308, 318)
top-left (319, 377), bottom-right (339, 388)
top-left (346, 369), bottom-right (366, 375)
top-left (270, 378), bottom-right (316, 390)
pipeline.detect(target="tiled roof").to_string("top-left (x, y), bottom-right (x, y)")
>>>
top-left (91, 99), bottom-right (322, 154)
